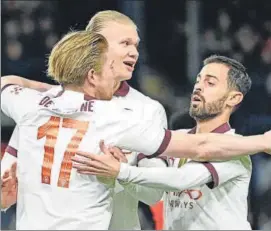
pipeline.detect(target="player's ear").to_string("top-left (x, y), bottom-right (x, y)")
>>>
top-left (86, 69), bottom-right (96, 86)
top-left (226, 91), bottom-right (243, 107)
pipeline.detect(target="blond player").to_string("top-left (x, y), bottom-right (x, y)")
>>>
top-left (2, 31), bottom-right (148, 229)
top-left (1, 30), bottom-right (271, 230)
top-left (1, 10), bottom-right (169, 230)
top-left (85, 11), bottom-right (168, 229)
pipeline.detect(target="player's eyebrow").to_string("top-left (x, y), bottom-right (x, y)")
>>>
top-left (197, 74), bottom-right (219, 81)
top-left (122, 37), bottom-right (140, 47)
top-left (206, 74), bottom-right (219, 81)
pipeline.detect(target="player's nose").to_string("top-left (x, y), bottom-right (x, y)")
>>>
top-left (128, 47), bottom-right (139, 60)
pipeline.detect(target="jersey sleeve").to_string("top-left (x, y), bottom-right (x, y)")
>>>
top-left (198, 157), bottom-right (252, 188)
top-left (137, 102), bottom-right (169, 164)
top-left (1, 127), bottom-right (19, 177)
top-left (107, 101), bottom-right (171, 157)
top-left (117, 162), bottom-right (212, 192)
top-left (1, 84), bottom-right (42, 123)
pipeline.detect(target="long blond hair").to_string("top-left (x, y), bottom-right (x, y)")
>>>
top-left (47, 31), bottom-right (108, 86)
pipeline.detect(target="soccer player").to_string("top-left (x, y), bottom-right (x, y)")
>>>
top-left (85, 11), bottom-right (169, 229)
top-left (1, 10), bottom-right (169, 230)
top-left (71, 55), bottom-right (270, 229)
top-left (1, 29), bottom-right (271, 230)
top-left (1, 31), bottom-right (135, 230)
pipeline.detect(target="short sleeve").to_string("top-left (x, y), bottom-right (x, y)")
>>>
top-left (1, 84), bottom-right (42, 123)
top-left (105, 100), bottom-right (171, 157)
top-left (156, 102), bottom-right (168, 129)
top-left (136, 101), bottom-right (169, 163)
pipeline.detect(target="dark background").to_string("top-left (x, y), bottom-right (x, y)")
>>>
top-left (1, 0), bottom-right (271, 229)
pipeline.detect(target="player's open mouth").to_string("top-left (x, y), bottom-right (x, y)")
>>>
top-left (192, 95), bottom-right (202, 102)
top-left (123, 61), bottom-right (135, 71)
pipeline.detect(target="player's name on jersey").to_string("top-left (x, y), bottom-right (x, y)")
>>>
top-left (39, 96), bottom-right (94, 112)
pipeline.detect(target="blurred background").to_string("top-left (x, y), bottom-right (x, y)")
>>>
top-left (1, 0), bottom-right (271, 230)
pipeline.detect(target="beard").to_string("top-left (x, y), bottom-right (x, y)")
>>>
top-left (189, 94), bottom-right (228, 121)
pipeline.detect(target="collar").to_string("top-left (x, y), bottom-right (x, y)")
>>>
top-left (114, 81), bottom-right (130, 97)
top-left (188, 122), bottom-right (231, 134)
top-left (85, 81), bottom-right (130, 100)
top-left (55, 81), bottom-right (130, 101)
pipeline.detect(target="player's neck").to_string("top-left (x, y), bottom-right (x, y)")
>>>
top-left (113, 81), bottom-right (121, 94)
top-left (64, 85), bottom-right (98, 99)
top-left (195, 114), bottom-right (230, 133)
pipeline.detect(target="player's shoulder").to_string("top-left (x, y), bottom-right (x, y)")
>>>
top-left (3, 84), bottom-right (42, 98)
top-left (126, 87), bottom-right (164, 110)
top-left (3, 84), bottom-right (46, 112)
top-left (125, 87), bottom-right (165, 113)
top-left (93, 98), bottom-right (141, 120)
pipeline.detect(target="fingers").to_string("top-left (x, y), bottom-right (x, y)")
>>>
top-left (110, 150), bottom-right (127, 163)
top-left (10, 162), bottom-right (17, 179)
top-left (77, 170), bottom-right (108, 177)
top-left (99, 140), bottom-right (111, 156)
top-left (2, 170), bottom-right (10, 179)
top-left (2, 176), bottom-right (12, 188)
top-left (71, 157), bottom-right (90, 165)
top-left (75, 151), bottom-right (101, 161)
top-left (109, 147), bottom-right (128, 163)
top-left (73, 165), bottom-right (105, 175)
top-left (73, 159), bottom-right (105, 170)
top-left (108, 147), bottom-right (121, 155)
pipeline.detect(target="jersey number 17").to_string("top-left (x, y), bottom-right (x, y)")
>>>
top-left (37, 116), bottom-right (89, 188)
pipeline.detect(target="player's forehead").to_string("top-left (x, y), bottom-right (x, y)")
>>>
top-left (99, 21), bottom-right (140, 43)
top-left (197, 63), bottom-right (229, 83)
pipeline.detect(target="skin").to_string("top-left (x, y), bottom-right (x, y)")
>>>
top-left (1, 162), bottom-right (17, 209)
top-left (189, 62), bottom-right (243, 133)
top-left (82, 21), bottom-right (140, 100)
top-left (1, 22), bottom-right (140, 101)
top-left (0, 21), bottom-right (140, 209)
top-left (71, 63), bottom-right (271, 176)
top-left (2, 27), bottom-right (271, 207)
top-left (99, 21), bottom-right (140, 82)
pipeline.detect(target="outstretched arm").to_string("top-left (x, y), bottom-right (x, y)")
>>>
top-left (73, 147), bottom-right (213, 191)
top-left (117, 162), bottom-right (212, 191)
top-left (118, 157), bottom-right (167, 205)
top-left (1, 75), bottom-right (54, 91)
top-left (73, 146), bottom-right (249, 192)
top-left (165, 130), bottom-right (270, 160)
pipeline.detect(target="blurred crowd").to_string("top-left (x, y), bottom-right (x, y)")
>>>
top-left (1, 0), bottom-right (270, 230)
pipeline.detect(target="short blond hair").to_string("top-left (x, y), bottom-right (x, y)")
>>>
top-left (85, 10), bottom-right (137, 33)
top-left (47, 31), bottom-right (108, 86)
